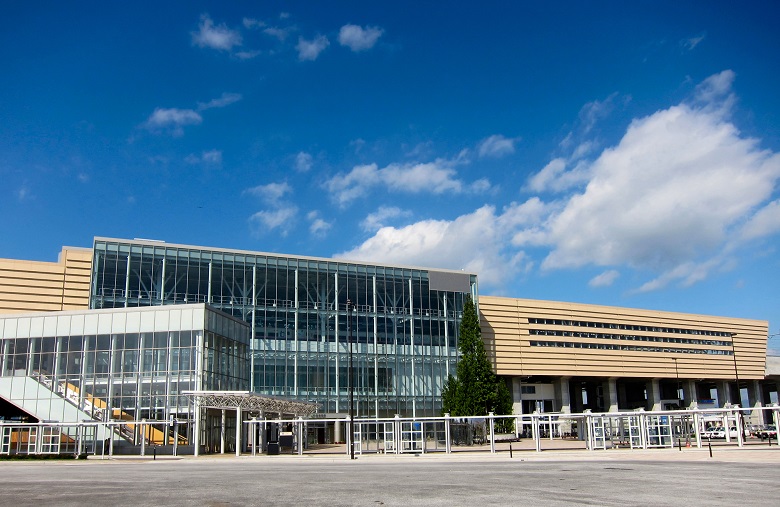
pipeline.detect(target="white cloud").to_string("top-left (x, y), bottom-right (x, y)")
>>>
top-left (264, 27), bottom-right (291, 41)
top-left (361, 206), bottom-right (412, 232)
top-left (589, 270), bottom-right (620, 288)
top-left (185, 149), bottom-right (222, 165)
top-left (741, 200), bottom-right (780, 240)
top-left (634, 258), bottom-right (725, 293)
top-left (515, 71), bottom-right (780, 292)
top-left (235, 50), bottom-right (262, 60)
top-left (693, 69), bottom-right (735, 106)
top-left (681, 33), bottom-right (706, 51)
top-left (478, 134), bottom-right (517, 158)
top-left (338, 24), bottom-right (384, 52)
top-left (579, 92), bottom-right (618, 134)
top-left (249, 206), bottom-right (297, 236)
top-left (526, 157), bottom-right (592, 194)
top-left (244, 182), bottom-right (293, 205)
top-left (307, 211), bottom-right (332, 237)
top-left (191, 15), bottom-right (242, 51)
top-left (245, 182), bottom-right (298, 236)
top-left (296, 35), bottom-right (329, 61)
top-left (143, 108), bottom-right (202, 136)
top-left (340, 71), bottom-right (780, 294)
top-left (538, 102), bottom-right (780, 272)
top-left (325, 156), bottom-right (490, 206)
top-left (470, 178), bottom-right (493, 193)
top-left (295, 152), bottom-right (313, 172)
top-left (336, 205), bottom-right (530, 286)
top-left (202, 150), bottom-right (222, 164)
top-left (197, 93), bottom-right (242, 111)
top-left (243, 18), bottom-right (265, 29)
top-left (526, 158), bottom-right (565, 193)
top-left (143, 93), bottom-right (239, 136)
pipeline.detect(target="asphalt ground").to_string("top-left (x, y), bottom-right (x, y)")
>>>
top-left (1, 448), bottom-right (778, 507)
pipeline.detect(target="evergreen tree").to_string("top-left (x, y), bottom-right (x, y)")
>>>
top-left (441, 295), bottom-right (513, 418)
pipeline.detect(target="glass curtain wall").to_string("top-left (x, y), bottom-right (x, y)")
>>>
top-left (92, 239), bottom-right (476, 417)
top-left (0, 305), bottom-right (249, 427)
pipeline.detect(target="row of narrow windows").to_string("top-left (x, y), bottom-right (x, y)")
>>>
top-left (529, 329), bottom-right (731, 347)
top-left (527, 317), bottom-right (732, 337)
top-left (529, 340), bottom-right (733, 355)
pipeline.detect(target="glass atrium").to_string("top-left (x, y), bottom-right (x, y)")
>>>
top-left (91, 238), bottom-right (477, 417)
top-left (0, 304), bottom-right (250, 443)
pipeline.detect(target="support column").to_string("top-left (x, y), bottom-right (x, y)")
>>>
top-left (160, 256), bottom-right (166, 302)
top-left (646, 378), bottom-right (661, 411)
top-left (220, 409), bottom-right (226, 454)
top-left (617, 381), bottom-right (629, 409)
top-left (684, 380), bottom-right (698, 408)
top-left (571, 380), bottom-right (584, 413)
top-left (409, 278), bottom-right (416, 419)
top-left (235, 407), bottom-right (241, 457)
top-left (294, 269), bottom-right (299, 396)
top-left (251, 266), bottom-right (256, 392)
top-left (334, 272), bottom-right (339, 415)
top-left (555, 377), bottom-right (571, 413)
top-left (124, 255), bottom-right (131, 308)
top-left (373, 276), bottom-right (379, 419)
top-left (207, 262), bottom-right (213, 303)
top-left (760, 381), bottom-right (774, 406)
top-left (605, 378), bottom-right (619, 412)
top-left (555, 377), bottom-right (572, 435)
top-left (716, 381), bottom-right (730, 407)
top-left (748, 380), bottom-right (764, 426)
top-left (334, 419), bottom-right (342, 443)
top-left (194, 400), bottom-right (201, 456)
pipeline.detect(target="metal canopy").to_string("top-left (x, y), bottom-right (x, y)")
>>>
top-left (183, 390), bottom-right (318, 417)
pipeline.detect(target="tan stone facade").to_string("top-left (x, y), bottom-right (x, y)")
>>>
top-left (0, 247), bottom-right (92, 313)
top-left (479, 296), bottom-right (768, 380)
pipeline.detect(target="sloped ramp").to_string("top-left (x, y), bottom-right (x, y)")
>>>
top-left (0, 376), bottom-right (112, 440)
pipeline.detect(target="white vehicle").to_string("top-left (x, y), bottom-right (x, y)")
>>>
top-left (702, 426), bottom-right (739, 439)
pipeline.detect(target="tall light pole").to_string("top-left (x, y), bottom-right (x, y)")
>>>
top-left (730, 333), bottom-right (741, 406)
top-left (347, 299), bottom-right (355, 460)
top-left (731, 332), bottom-right (746, 440)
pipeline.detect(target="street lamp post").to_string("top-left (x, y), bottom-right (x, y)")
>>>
top-left (730, 333), bottom-right (741, 406)
top-left (731, 333), bottom-right (746, 440)
top-left (347, 299), bottom-right (355, 460)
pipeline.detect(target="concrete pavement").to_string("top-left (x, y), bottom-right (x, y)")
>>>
top-left (2, 446), bottom-right (779, 506)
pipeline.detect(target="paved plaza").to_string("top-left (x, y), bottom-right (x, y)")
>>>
top-left (1, 448), bottom-right (779, 507)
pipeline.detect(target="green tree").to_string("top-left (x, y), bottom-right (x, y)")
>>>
top-left (441, 295), bottom-right (513, 419)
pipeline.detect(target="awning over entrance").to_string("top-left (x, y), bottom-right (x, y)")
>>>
top-left (183, 390), bottom-right (318, 417)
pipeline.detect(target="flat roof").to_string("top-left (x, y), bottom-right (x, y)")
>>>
top-left (94, 236), bottom-right (478, 277)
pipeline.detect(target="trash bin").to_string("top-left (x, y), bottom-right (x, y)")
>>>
top-left (267, 442), bottom-right (280, 455)
top-left (279, 433), bottom-right (294, 452)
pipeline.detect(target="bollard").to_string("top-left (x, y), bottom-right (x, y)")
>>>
top-left (707, 438), bottom-right (712, 458)
top-left (509, 442), bottom-right (513, 459)
top-left (153, 447), bottom-right (157, 460)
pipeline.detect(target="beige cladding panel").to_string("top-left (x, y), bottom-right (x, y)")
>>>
top-left (479, 295), bottom-right (768, 380)
top-left (0, 247), bottom-right (92, 313)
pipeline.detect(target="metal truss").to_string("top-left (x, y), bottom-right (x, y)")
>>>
top-left (183, 390), bottom-right (318, 416)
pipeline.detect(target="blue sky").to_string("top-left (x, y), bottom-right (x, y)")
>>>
top-left (2, 2), bottom-right (779, 349)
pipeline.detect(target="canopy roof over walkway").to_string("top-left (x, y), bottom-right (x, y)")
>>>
top-left (183, 390), bottom-right (318, 417)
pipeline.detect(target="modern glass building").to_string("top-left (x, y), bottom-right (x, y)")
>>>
top-left (90, 238), bottom-right (477, 418)
top-left (0, 304), bottom-right (250, 446)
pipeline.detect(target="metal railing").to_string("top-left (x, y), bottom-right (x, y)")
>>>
top-left (3, 404), bottom-right (778, 458)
